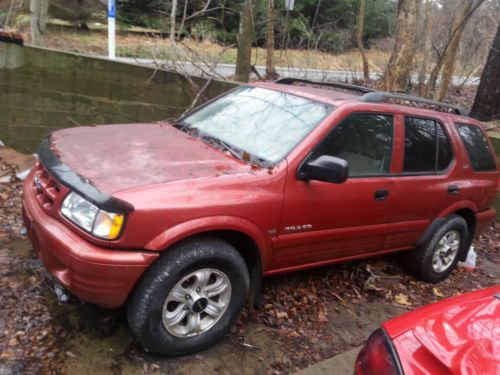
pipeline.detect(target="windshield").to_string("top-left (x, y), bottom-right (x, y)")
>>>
top-left (182, 86), bottom-right (333, 164)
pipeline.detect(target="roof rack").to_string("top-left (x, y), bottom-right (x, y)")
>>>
top-left (360, 92), bottom-right (466, 116)
top-left (274, 78), bottom-right (377, 94)
top-left (274, 78), bottom-right (467, 116)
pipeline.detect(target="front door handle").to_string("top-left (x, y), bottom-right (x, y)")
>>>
top-left (448, 185), bottom-right (459, 195)
top-left (374, 190), bottom-right (389, 201)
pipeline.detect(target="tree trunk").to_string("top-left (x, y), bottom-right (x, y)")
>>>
top-left (4, 0), bottom-right (15, 28)
top-left (235, 0), bottom-right (255, 82)
top-left (417, 0), bottom-right (432, 94)
top-left (356, 0), bottom-right (369, 81)
top-left (170, 0), bottom-right (178, 41)
top-left (265, 0), bottom-right (277, 80)
top-left (30, 0), bottom-right (49, 46)
top-left (177, 0), bottom-right (188, 40)
top-left (436, 1), bottom-right (483, 101)
top-left (470, 24), bottom-right (500, 121)
top-left (380, 0), bottom-right (420, 92)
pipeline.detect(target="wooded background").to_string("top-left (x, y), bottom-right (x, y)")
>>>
top-left (1, 0), bottom-right (499, 119)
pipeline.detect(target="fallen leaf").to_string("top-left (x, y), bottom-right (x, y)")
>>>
top-left (433, 288), bottom-right (444, 298)
top-left (331, 292), bottom-right (346, 304)
top-left (395, 293), bottom-right (412, 306)
top-left (364, 275), bottom-right (383, 292)
top-left (276, 311), bottom-right (288, 319)
top-left (318, 309), bottom-right (328, 323)
top-left (0, 351), bottom-right (13, 360)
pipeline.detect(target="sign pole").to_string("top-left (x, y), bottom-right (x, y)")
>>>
top-left (108, 0), bottom-right (116, 59)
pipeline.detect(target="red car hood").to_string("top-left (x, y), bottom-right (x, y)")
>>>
top-left (384, 286), bottom-right (500, 375)
top-left (50, 123), bottom-right (249, 194)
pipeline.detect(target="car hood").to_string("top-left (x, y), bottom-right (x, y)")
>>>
top-left (385, 286), bottom-right (500, 375)
top-left (49, 123), bottom-right (249, 194)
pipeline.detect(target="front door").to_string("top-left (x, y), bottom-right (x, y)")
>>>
top-left (271, 113), bottom-right (398, 270)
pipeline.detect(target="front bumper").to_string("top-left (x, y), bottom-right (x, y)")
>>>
top-left (23, 170), bottom-right (158, 308)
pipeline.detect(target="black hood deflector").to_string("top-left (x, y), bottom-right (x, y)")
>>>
top-left (38, 136), bottom-right (134, 213)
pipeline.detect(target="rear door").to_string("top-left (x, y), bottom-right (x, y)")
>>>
top-left (385, 115), bottom-right (460, 248)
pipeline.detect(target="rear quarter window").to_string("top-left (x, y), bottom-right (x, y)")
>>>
top-left (456, 123), bottom-right (497, 171)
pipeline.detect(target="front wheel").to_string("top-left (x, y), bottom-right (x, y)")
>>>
top-left (404, 215), bottom-right (468, 283)
top-left (127, 236), bottom-right (249, 356)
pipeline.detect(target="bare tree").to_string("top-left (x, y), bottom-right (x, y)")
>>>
top-left (416, 0), bottom-right (433, 94)
top-left (3, 0), bottom-right (17, 28)
top-left (423, 0), bottom-right (486, 98)
top-left (177, 0), bottom-right (214, 39)
top-left (470, 23), bottom-right (500, 121)
top-left (170, 0), bottom-right (178, 41)
top-left (235, 0), bottom-right (255, 82)
top-left (178, 0), bottom-right (188, 39)
top-left (436, 0), bottom-right (486, 101)
top-left (30, 0), bottom-right (49, 45)
top-left (380, 0), bottom-right (420, 92)
top-left (265, 0), bottom-right (278, 80)
top-left (356, 0), bottom-right (369, 81)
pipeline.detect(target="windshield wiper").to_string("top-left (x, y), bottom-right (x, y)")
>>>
top-left (173, 119), bottom-right (188, 129)
top-left (174, 122), bottom-right (269, 166)
top-left (200, 133), bottom-right (245, 162)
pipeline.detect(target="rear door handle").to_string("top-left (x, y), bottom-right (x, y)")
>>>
top-left (448, 185), bottom-right (459, 195)
top-left (374, 190), bottom-right (389, 201)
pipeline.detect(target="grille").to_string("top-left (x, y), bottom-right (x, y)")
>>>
top-left (32, 163), bottom-right (65, 215)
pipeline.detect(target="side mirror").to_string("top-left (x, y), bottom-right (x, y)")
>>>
top-left (298, 155), bottom-right (349, 184)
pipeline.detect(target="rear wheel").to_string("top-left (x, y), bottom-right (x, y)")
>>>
top-left (405, 215), bottom-right (468, 283)
top-left (127, 236), bottom-right (249, 356)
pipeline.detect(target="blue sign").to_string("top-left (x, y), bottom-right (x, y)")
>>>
top-left (108, 0), bottom-right (115, 18)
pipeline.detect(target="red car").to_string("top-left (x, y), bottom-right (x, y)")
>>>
top-left (22, 79), bottom-right (499, 355)
top-left (356, 286), bottom-right (500, 375)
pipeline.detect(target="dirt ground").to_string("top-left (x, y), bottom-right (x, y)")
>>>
top-left (0, 176), bottom-right (498, 375)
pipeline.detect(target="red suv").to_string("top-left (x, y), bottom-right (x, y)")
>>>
top-left (22, 79), bottom-right (499, 356)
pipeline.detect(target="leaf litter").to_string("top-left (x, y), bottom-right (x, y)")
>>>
top-left (0, 167), bottom-right (499, 374)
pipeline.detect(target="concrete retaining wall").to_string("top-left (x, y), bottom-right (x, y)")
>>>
top-left (0, 42), bottom-right (236, 152)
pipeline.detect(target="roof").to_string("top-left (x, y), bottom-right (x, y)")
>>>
top-left (251, 81), bottom-right (363, 106)
top-left (251, 78), bottom-right (467, 117)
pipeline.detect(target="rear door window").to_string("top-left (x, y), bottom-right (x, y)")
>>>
top-left (456, 123), bottom-right (497, 171)
top-left (312, 114), bottom-right (393, 176)
top-left (403, 117), bottom-right (453, 173)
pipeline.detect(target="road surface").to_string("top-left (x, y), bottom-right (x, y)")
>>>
top-left (114, 57), bottom-right (479, 86)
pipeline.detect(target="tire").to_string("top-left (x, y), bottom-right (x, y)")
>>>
top-left (404, 215), bottom-right (469, 283)
top-left (127, 236), bottom-right (249, 356)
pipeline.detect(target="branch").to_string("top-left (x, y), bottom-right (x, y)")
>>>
top-left (180, 44), bottom-right (234, 115)
top-left (185, 1), bottom-right (212, 20)
top-left (250, 65), bottom-right (265, 81)
top-left (431, 43), bottom-right (442, 60)
top-left (437, 0), bottom-right (487, 65)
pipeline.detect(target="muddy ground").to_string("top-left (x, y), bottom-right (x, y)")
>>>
top-left (0, 178), bottom-right (499, 375)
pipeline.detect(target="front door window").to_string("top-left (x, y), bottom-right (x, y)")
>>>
top-left (311, 114), bottom-right (394, 176)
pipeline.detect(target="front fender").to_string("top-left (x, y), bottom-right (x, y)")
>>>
top-left (144, 216), bottom-right (271, 268)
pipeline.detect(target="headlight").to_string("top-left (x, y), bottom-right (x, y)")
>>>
top-left (61, 192), bottom-right (98, 232)
top-left (61, 192), bottom-right (125, 240)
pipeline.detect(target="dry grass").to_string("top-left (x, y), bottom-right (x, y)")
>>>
top-left (36, 29), bottom-right (390, 72)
